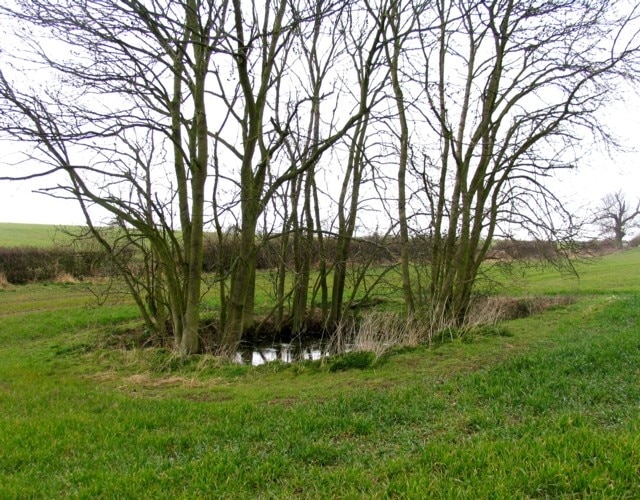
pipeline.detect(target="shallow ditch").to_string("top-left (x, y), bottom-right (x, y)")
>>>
top-left (105, 295), bottom-right (576, 365)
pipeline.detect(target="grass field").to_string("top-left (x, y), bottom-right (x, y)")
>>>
top-left (1, 227), bottom-right (640, 496)
top-left (0, 222), bottom-right (78, 248)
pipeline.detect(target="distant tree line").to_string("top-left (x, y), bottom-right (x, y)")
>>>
top-left (2, 232), bottom-right (635, 284)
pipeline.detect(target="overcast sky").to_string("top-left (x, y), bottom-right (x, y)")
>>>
top-left (1, 94), bottom-right (638, 231)
top-left (1, 2), bottom-right (639, 234)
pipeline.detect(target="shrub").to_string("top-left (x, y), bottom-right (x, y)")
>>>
top-left (628, 234), bottom-right (640, 248)
top-left (0, 246), bottom-right (110, 284)
top-left (466, 295), bottom-right (575, 325)
top-left (488, 239), bottom-right (557, 260)
top-left (574, 238), bottom-right (618, 255)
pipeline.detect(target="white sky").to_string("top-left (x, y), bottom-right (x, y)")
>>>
top-left (1, 101), bottom-right (638, 230)
top-left (1, 2), bottom-right (639, 234)
top-left (552, 91), bottom-right (640, 222)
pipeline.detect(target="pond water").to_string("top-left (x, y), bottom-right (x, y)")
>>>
top-left (234, 340), bottom-right (333, 366)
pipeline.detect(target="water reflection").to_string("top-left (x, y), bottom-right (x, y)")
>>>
top-left (235, 341), bottom-right (331, 366)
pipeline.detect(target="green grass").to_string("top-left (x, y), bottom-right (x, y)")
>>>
top-left (1, 249), bottom-right (640, 496)
top-left (486, 247), bottom-right (640, 296)
top-left (0, 222), bottom-right (81, 247)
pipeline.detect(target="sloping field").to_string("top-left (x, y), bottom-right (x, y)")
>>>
top-left (0, 222), bottom-right (78, 248)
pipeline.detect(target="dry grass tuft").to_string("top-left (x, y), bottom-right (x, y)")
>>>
top-left (330, 312), bottom-right (428, 358)
top-left (330, 296), bottom-right (576, 355)
top-left (89, 369), bottom-right (225, 392)
top-left (0, 272), bottom-right (13, 289)
top-left (53, 272), bottom-right (81, 284)
top-left (466, 295), bottom-right (575, 325)
top-left (123, 373), bottom-right (203, 388)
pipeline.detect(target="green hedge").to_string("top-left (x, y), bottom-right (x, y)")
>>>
top-left (0, 247), bottom-right (110, 284)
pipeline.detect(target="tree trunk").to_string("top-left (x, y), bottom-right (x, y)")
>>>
top-left (383, 1), bottom-right (415, 314)
top-left (224, 207), bottom-right (258, 351)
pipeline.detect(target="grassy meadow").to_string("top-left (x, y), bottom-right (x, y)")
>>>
top-left (1, 224), bottom-right (640, 496)
top-left (0, 222), bottom-right (79, 248)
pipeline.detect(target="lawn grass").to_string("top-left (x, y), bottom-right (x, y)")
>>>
top-left (1, 250), bottom-right (640, 496)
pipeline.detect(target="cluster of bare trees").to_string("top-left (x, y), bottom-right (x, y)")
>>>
top-left (1, 0), bottom-right (638, 353)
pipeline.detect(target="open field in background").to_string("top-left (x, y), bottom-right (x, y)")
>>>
top-left (3, 220), bottom-right (640, 290)
top-left (1, 225), bottom-right (640, 495)
top-left (489, 249), bottom-right (640, 296)
top-left (0, 222), bottom-right (79, 248)
top-left (2, 221), bottom-right (638, 299)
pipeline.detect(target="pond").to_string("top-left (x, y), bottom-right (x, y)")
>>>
top-left (234, 340), bottom-right (333, 366)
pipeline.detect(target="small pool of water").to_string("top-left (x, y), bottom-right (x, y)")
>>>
top-left (235, 341), bottom-right (332, 366)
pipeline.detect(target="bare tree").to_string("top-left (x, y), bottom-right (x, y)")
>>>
top-left (0, 0), bottom-right (226, 353)
top-left (2, 0), bottom-right (639, 355)
top-left (326, 3), bottom-right (390, 327)
top-left (0, 0), bottom-right (389, 354)
top-left (594, 191), bottom-right (640, 249)
top-left (375, 0), bottom-right (428, 314)
top-left (214, 0), bottom-right (388, 347)
top-left (214, 0), bottom-right (295, 349)
top-left (284, 0), bottom-right (348, 335)
top-left (413, 0), bottom-right (640, 326)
